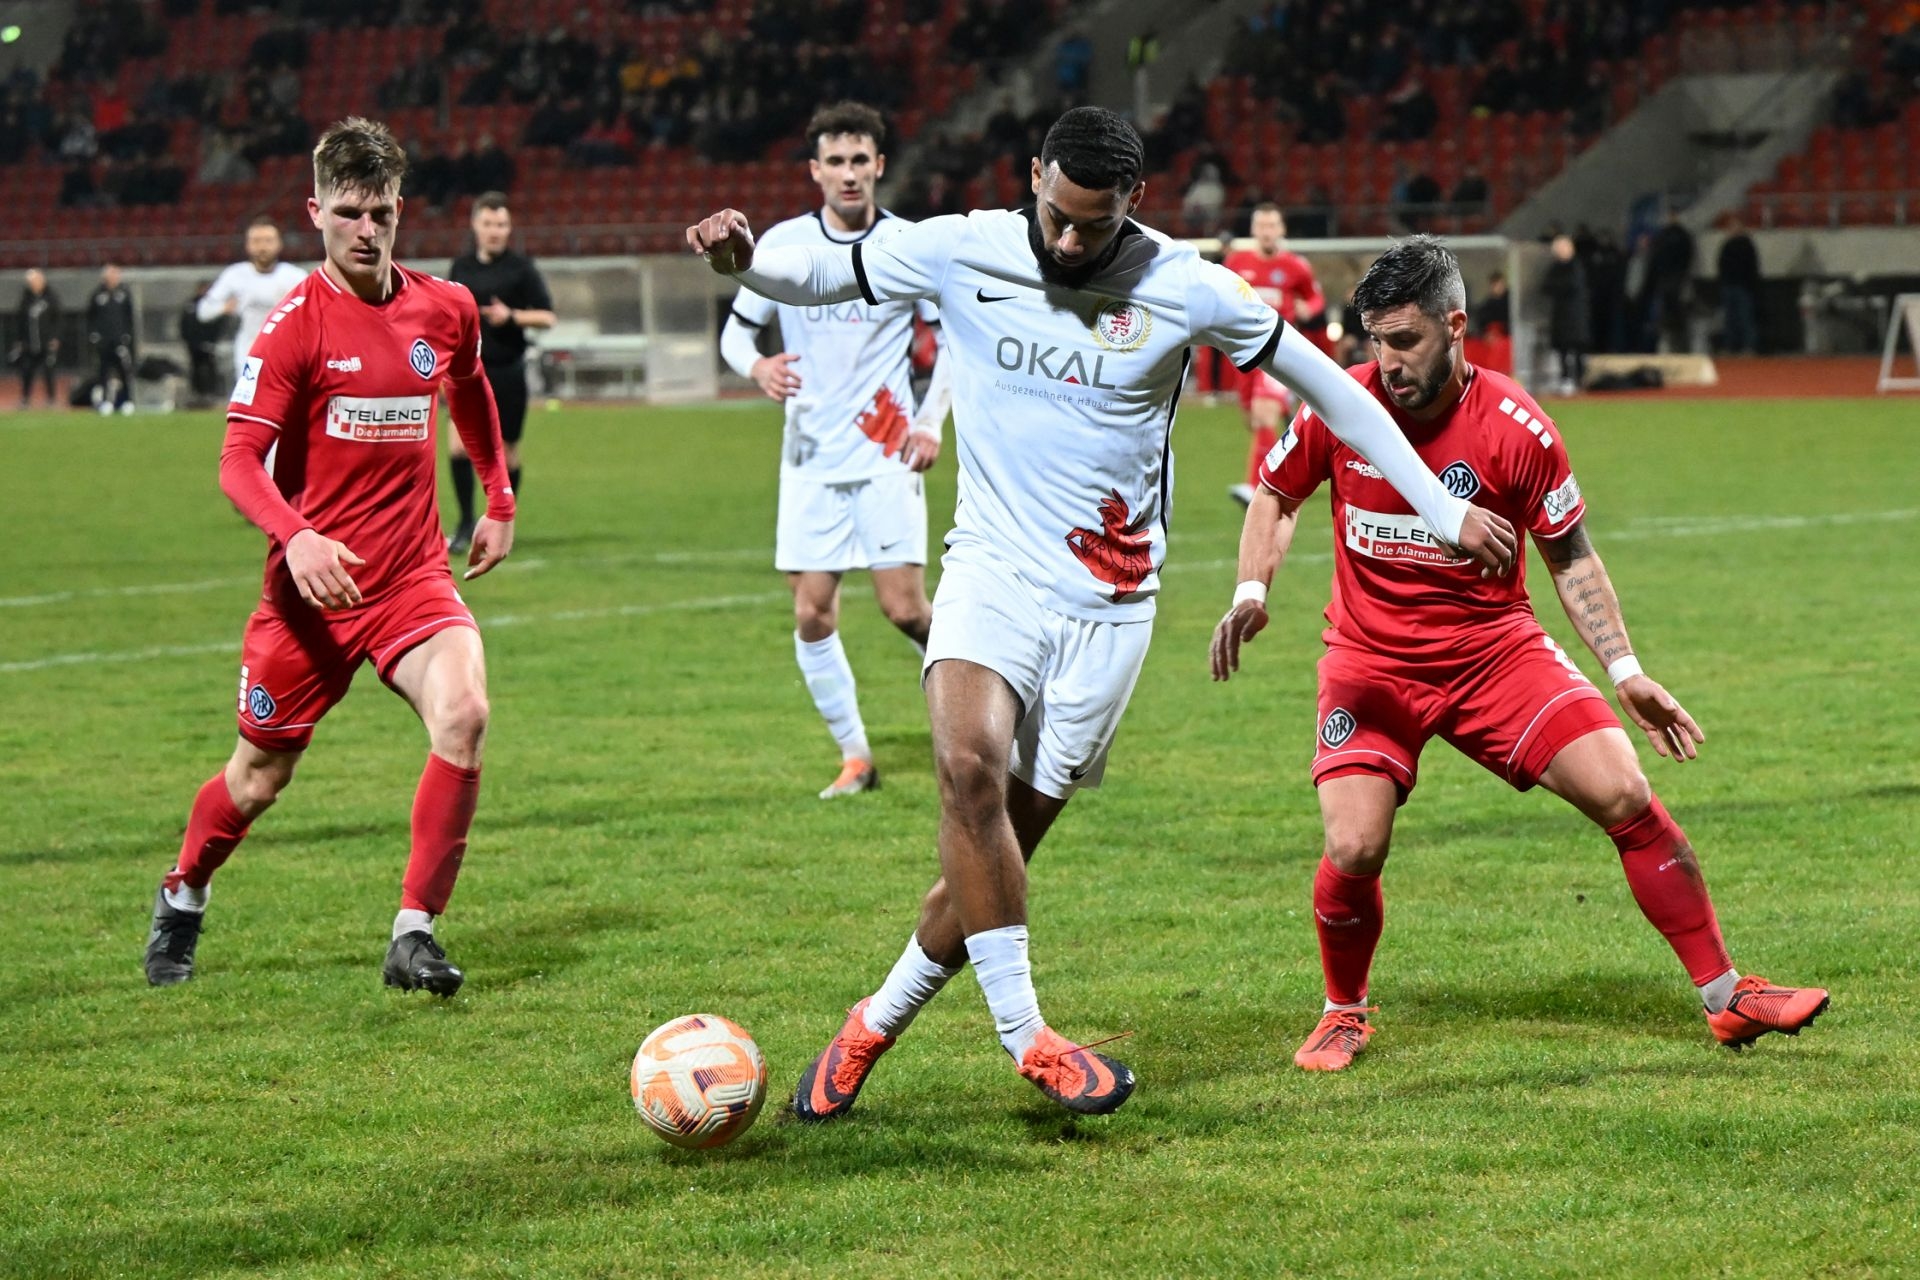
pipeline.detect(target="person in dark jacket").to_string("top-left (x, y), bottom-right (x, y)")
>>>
top-left (180, 280), bottom-right (225, 405)
top-left (12, 269), bottom-right (62, 407)
top-left (1716, 218), bottom-right (1761, 354)
top-left (87, 263), bottom-right (137, 414)
top-left (1644, 212), bottom-right (1695, 353)
top-left (1543, 234), bottom-right (1591, 395)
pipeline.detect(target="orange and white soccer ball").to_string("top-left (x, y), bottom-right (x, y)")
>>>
top-left (630, 1014), bottom-right (769, 1149)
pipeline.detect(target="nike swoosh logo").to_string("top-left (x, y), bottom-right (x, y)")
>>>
top-left (1068, 764), bottom-right (1091, 780)
top-left (878, 540), bottom-right (903, 552)
top-left (976, 289), bottom-right (1016, 303)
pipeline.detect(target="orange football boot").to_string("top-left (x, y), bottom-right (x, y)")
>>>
top-left (1294, 1007), bottom-right (1376, 1071)
top-left (819, 758), bottom-right (879, 800)
top-left (1017, 1027), bottom-right (1136, 1115)
top-left (1706, 976), bottom-right (1830, 1049)
top-left (792, 998), bottom-right (896, 1122)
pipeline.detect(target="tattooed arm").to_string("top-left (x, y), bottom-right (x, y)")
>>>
top-left (1538, 520), bottom-right (1705, 761)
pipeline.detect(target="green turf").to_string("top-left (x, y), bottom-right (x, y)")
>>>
top-left (1, 394), bottom-right (1915, 1278)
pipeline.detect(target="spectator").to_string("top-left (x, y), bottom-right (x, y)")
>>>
top-left (1587, 228), bottom-right (1629, 353)
top-left (12, 268), bottom-right (62, 408)
top-left (180, 280), bottom-right (224, 406)
top-left (1543, 234), bottom-right (1591, 395)
top-left (1473, 271), bottom-right (1510, 336)
top-left (1180, 162), bottom-right (1227, 236)
top-left (1645, 211), bottom-right (1696, 353)
top-left (1450, 165), bottom-right (1490, 212)
top-left (1716, 216), bottom-right (1761, 354)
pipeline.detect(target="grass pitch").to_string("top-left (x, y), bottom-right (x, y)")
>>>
top-left (2, 392), bottom-right (1916, 1278)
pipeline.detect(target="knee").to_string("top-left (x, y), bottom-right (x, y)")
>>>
top-left (227, 756), bottom-right (295, 813)
top-left (1590, 769), bottom-right (1652, 829)
top-left (881, 597), bottom-right (928, 634)
top-left (435, 690), bottom-right (491, 758)
top-left (934, 744), bottom-right (1005, 826)
top-left (793, 599), bottom-right (835, 642)
top-left (1323, 824), bottom-right (1391, 876)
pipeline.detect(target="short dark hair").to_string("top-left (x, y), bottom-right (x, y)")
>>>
top-left (247, 215), bottom-right (278, 231)
top-left (806, 101), bottom-right (886, 155)
top-left (473, 190), bottom-right (511, 214)
top-left (312, 116), bottom-right (408, 198)
top-left (1350, 234), bottom-right (1467, 320)
top-left (1040, 106), bottom-right (1144, 192)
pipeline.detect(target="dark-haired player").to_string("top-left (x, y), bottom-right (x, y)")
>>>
top-left (144, 117), bottom-right (516, 998)
top-left (717, 101), bottom-right (951, 800)
top-left (446, 191), bottom-right (554, 554)
top-left (1212, 235), bottom-right (1829, 1070)
top-left (1224, 203), bottom-right (1323, 506)
top-left (691, 108), bottom-right (1519, 1119)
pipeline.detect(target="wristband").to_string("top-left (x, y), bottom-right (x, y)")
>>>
top-left (1606, 655), bottom-right (1643, 686)
top-left (1232, 580), bottom-right (1268, 607)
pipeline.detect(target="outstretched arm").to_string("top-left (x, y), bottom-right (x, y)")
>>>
top-left (1261, 326), bottom-right (1515, 575)
top-left (1539, 520), bottom-right (1703, 761)
top-left (687, 210), bottom-right (865, 306)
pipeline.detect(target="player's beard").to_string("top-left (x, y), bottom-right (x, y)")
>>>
top-left (1026, 210), bottom-right (1125, 289)
top-left (1385, 346), bottom-right (1455, 411)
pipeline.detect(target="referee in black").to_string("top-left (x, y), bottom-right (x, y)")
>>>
top-left (447, 191), bottom-right (555, 553)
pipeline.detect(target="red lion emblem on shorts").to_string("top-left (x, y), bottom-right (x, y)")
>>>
top-left (1064, 489), bottom-right (1154, 600)
top-left (855, 387), bottom-right (910, 459)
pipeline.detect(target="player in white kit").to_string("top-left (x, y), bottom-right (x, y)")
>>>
top-left (718, 103), bottom-right (952, 800)
top-left (690, 108), bottom-right (1518, 1119)
top-left (199, 216), bottom-right (308, 381)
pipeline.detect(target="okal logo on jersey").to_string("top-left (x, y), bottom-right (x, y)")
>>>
top-left (325, 395), bottom-right (434, 443)
top-left (1321, 707), bottom-right (1357, 748)
top-left (994, 337), bottom-right (1121, 388)
top-left (1090, 299), bottom-right (1152, 352)
top-left (1439, 461), bottom-right (1481, 499)
top-left (1343, 506), bottom-right (1470, 566)
top-left (408, 338), bottom-right (437, 379)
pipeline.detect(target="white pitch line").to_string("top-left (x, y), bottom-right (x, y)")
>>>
top-left (4, 508), bottom-right (1913, 674)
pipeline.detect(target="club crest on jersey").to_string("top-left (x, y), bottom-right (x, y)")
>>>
top-left (1090, 299), bottom-right (1152, 352)
top-left (247, 683), bottom-right (276, 723)
top-left (1439, 461), bottom-right (1481, 499)
top-left (1321, 707), bottom-right (1357, 748)
top-left (408, 338), bottom-right (437, 379)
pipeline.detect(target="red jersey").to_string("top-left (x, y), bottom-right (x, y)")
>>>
top-left (227, 264), bottom-right (484, 611)
top-left (1223, 248), bottom-right (1326, 322)
top-left (1258, 362), bottom-right (1586, 663)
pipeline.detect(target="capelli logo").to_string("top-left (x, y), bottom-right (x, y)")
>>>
top-left (325, 356), bottom-right (362, 372)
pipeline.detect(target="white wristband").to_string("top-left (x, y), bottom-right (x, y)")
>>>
top-left (1606, 655), bottom-right (1643, 686)
top-left (1232, 580), bottom-right (1268, 607)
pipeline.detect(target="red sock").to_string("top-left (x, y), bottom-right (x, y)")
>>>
top-left (1606, 795), bottom-right (1733, 985)
top-left (1248, 425), bottom-right (1279, 486)
top-left (402, 754), bottom-right (481, 915)
top-left (167, 773), bottom-right (253, 890)
top-left (1314, 856), bottom-right (1385, 1006)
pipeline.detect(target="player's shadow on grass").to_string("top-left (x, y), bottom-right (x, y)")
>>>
top-left (1394, 969), bottom-right (1699, 1035)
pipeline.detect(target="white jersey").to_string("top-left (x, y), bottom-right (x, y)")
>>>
top-left (852, 209), bottom-right (1283, 621)
top-left (201, 261), bottom-right (308, 378)
top-left (729, 211), bottom-right (938, 484)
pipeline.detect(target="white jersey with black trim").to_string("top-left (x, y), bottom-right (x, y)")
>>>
top-left (850, 208), bottom-right (1283, 621)
top-left (200, 260), bottom-right (309, 378)
top-left (728, 211), bottom-right (939, 484)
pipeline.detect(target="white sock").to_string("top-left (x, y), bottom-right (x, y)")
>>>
top-left (794, 630), bottom-right (870, 762)
top-left (965, 924), bottom-right (1045, 1062)
top-left (393, 908), bottom-right (434, 940)
top-left (1698, 967), bottom-right (1741, 1014)
top-left (864, 936), bottom-right (963, 1037)
top-left (164, 879), bottom-right (208, 914)
top-left (1323, 997), bottom-right (1369, 1014)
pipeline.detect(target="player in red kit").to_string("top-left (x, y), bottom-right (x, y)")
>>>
top-left (1223, 203), bottom-right (1324, 507)
top-left (144, 118), bottom-right (516, 996)
top-left (1211, 236), bottom-right (1827, 1068)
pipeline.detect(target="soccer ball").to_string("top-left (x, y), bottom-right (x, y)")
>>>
top-left (630, 1014), bottom-right (769, 1149)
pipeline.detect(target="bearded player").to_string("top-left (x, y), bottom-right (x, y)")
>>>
top-left (144, 118), bottom-right (516, 997)
top-left (1224, 203), bottom-right (1324, 507)
top-left (717, 101), bottom-right (951, 800)
top-left (692, 109), bottom-right (1517, 1120)
top-left (1212, 236), bottom-right (1828, 1069)
top-left (198, 216), bottom-right (309, 383)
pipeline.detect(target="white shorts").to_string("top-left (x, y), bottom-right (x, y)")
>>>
top-left (924, 552), bottom-right (1153, 799)
top-left (775, 469), bottom-right (928, 573)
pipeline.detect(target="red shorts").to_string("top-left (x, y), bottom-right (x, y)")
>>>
top-left (235, 570), bottom-right (477, 752)
top-left (1311, 623), bottom-right (1621, 800)
top-left (1238, 367), bottom-right (1293, 413)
